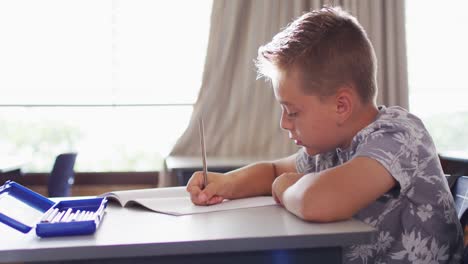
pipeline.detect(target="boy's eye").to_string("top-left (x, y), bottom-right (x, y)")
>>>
top-left (281, 105), bottom-right (298, 118)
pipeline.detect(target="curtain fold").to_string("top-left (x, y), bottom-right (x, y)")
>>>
top-left (160, 0), bottom-right (408, 187)
top-left (340, 0), bottom-right (409, 108)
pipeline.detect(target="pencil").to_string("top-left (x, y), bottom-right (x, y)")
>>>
top-left (199, 117), bottom-right (208, 189)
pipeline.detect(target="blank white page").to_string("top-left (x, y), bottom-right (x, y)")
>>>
top-left (133, 196), bottom-right (276, 216)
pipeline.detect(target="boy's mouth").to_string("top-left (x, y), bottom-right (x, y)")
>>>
top-left (289, 133), bottom-right (302, 145)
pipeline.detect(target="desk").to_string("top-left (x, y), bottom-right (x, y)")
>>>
top-left (0, 156), bottom-right (26, 180)
top-left (439, 151), bottom-right (468, 176)
top-left (0, 192), bottom-right (376, 264)
top-left (166, 156), bottom-right (262, 186)
top-left (0, 156), bottom-right (25, 174)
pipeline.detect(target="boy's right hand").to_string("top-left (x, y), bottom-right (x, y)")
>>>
top-left (186, 171), bottom-right (228, 206)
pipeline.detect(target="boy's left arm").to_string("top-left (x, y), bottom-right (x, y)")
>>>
top-left (274, 156), bottom-right (396, 222)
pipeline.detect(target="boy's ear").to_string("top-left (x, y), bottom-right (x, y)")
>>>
top-left (334, 87), bottom-right (354, 126)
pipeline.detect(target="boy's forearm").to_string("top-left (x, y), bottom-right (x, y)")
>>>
top-left (224, 162), bottom-right (277, 199)
top-left (282, 176), bottom-right (310, 219)
top-left (282, 171), bottom-right (346, 222)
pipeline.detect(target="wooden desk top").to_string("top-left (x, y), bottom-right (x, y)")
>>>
top-left (165, 155), bottom-right (263, 170)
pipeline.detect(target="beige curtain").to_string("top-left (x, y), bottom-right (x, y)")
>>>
top-left (160, 0), bottom-right (408, 187)
top-left (339, 0), bottom-right (409, 108)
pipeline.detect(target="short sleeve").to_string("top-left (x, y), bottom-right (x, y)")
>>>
top-left (354, 127), bottom-right (417, 191)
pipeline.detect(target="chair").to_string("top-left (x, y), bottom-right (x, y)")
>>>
top-left (440, 153), bottom-right (468, 177)
top-left (47, 153), bottom-right (77, 197)
top-left (451, 175), bottom-right (468, 263)
top-left (452, 176), bottom-right (468, 221)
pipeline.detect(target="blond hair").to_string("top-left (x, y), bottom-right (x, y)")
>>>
top-left (256, 6), bottom-right (377, 103)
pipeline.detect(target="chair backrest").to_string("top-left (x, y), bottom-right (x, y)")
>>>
top-left (47, 153), bottom-right (77, 197)
top-left (453, 176), bottom-right (468, 223)
top-left (440, 154), bottom-right (468, 177)
top-left (451, 175), bottom-right (468, 263)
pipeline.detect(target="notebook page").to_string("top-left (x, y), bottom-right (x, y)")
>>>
top-left (134, 196), bottom-right (276, 216)
top-left (101, 186), bottom-right (188, 205)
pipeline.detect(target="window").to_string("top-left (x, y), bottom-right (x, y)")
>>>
top-left (406, 1), bottom-right (468, 156)
top-left (0, 0), bottom-right (213, 172)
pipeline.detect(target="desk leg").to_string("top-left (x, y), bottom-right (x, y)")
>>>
top-left (37, 247), bottom-right (342, 264)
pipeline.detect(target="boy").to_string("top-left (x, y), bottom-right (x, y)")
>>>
top-left (186, 6), bottom-right (463, 264)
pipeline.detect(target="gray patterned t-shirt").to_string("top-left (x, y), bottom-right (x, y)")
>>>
top-left (295, 106), bottom-right (463, 264)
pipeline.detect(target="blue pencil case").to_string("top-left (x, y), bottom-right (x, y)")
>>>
top-left (0, 180), bottom-right (107, 237)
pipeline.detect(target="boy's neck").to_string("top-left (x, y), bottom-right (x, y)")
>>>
top-left (339, 103), bottom-right (379, 150)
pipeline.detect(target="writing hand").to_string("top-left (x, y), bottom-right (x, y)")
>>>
top-left (186, 171), bottom-right (227, 206)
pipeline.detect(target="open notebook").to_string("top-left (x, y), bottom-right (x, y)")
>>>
top-left (99, 187), bottom-right (276, 216)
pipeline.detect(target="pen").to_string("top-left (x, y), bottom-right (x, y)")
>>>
top-left (71, 210), bottom-right (81, 221)
top-left (198, 117), bottom-right (208, 189)
top-left (61, 208), bottom-right (72, 222)
top-left (52, 211), bottom-right (65, 223)
top-left (43, 208), bottom-right (58, 223)
top-left (41, 208), bottom-right (54, 222)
